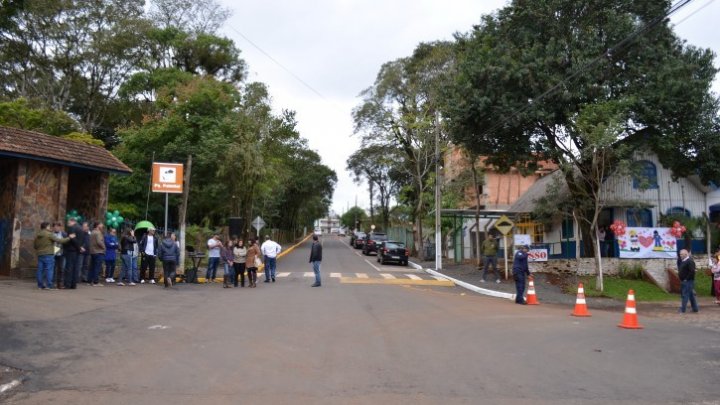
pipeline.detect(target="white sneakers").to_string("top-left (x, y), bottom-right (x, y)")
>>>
top-left (129, 282), bottom-right (137, 286)
top-left (105, 278), bottom-right (116, 283)
top-left (150, 279), bottom-right (156, 284)
top-left (140, 280), bottom-right (146, 284)
top-left (117, 282), bottom-right (125, 286)
top-left (496, 279), bottom-right (502, 284)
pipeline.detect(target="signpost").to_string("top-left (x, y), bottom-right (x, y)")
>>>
top-left (494, 215), bottom-right (515, 280)
top-left (252, 216), bottom-right (266, 235)
top-left (151, 162), bottom-right (183, 235)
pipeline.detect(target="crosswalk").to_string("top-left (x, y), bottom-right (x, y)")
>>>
top-left (260, 271), bottom-right (453, 286)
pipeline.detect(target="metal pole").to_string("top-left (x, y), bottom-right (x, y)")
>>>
top-left (164, 193), bottom-right (169, 236)
top-left (503, 234), bottom-right (509, 280)
top-left (435, 111), bottom-right (442, 271)
top-left (145, 152), bottom-right (155, 220)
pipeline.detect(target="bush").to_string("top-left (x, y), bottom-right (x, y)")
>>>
top-left (618, 262), bottom-right (644, 280)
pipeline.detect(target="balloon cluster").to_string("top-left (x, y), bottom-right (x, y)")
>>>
top-left (609, 220), bottom-right (626, 237)
top-left (670, 221), bottom-right (687, 238)
top-left (105, 210), bottom-right (124, 229)
top-left (65, 209), bottom-right (83, 224)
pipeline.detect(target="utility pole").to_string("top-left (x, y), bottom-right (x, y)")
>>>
top-left (435, 110), bottom-right (442, 271)
top-left (178, 155), bottom-right (192, 274)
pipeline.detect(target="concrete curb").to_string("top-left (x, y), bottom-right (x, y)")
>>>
top-left (409, 260), bottom-right (516, 301)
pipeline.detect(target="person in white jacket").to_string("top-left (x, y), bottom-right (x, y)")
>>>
top-left (260, 235), bottom-right (281, 283)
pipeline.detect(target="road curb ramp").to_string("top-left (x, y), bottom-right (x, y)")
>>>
top-left (571, 283), bottom-right (591, 317)
top-left (526, 277), bottom-right (539, 305)
top-left (618, 289), bottom-right (644, 329)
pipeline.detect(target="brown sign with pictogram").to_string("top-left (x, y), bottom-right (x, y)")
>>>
top-left (152, 162), bottom-right (184, 193)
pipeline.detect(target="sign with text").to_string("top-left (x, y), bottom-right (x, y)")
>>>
top-left (617, 227), bottom-right (676, 259)
top-left (152, 162), bottom-right (184, 193)
top-left (528, 249), bottom-right (549, 262)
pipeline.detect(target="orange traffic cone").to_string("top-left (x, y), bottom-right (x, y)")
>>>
top-left (525, 276), bottom-right (539, 305)
top-left (571, 283), bottom-right (591, 317)
top-left (618, 289), bottom-right (643, 329)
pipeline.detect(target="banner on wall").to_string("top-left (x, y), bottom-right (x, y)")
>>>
top-left (617, 227), bottom-right (677, 259)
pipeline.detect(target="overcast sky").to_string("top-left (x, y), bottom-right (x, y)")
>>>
top-left (216, 0), bottom-right (720, 218)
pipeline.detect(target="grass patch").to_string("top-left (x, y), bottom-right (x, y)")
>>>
top-left (570, 276), bottom-right (675, 302)
top-left (694, 271), bottom-right (714, 297)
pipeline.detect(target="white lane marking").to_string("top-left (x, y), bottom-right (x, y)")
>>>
top-left (432, 275), bottom-right (449, 281)
top-left (330, 273), bottom-right (342, 278)
top-left (364, 259), bottom-right (382, 272)
top-left (148, 325), bottom-right (170, 330)
top-left (304, 272), bottom-right (314, 277)
top-left (380, 273), bottom-right (396, 279)
top-left (355, 252), bottom-right (362, 257)
top-left (0, 379), bottom-right (22, 394)
top-left (277, 272), bottom-right (291, 278)
top-left (405, 274), bottom-right (422, 280)
top-left (355, 273), bottom-right (369, 279)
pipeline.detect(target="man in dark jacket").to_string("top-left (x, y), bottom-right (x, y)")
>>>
top-left (678, 249), bottom-right (699, 313)
top-left (309, 235), bottom-right (323, 287)
top-left (158, 232), bottom-right (180, 288)
top-left (78, 222), bottom-right (91, 282)
top-left (139, 228), bottom-right (159, 284)
top-left (513, 245), bottom-right (530, 304)
top-left (63, 218), bottom-right (83, 289)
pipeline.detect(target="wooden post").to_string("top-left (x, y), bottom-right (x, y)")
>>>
top-left (178, 155), bottom-right (192, 274)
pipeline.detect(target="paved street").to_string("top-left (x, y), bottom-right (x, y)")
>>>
top-left (1, 236), bottom-right (718, 404)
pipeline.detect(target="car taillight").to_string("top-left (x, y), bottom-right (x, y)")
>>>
top-left (369, 241), bottom-right (374, 245)
top-left (405, 249), bottom-right (409, 256)
top-left (384, 248), bottom-right (388, 254)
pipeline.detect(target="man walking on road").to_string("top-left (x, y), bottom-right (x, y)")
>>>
top-left (480, 235), bottom-right (500, 283)
top-left (678, 249), bottom-right (699, 313)
top-left (309, 235), bottom-right (323, 287)
top-left (206, 234), bottom-right (222, 283)
top-left (261, 235), bottom-right (281, 283)
top-left (513, 245), bottom-right (530, 305)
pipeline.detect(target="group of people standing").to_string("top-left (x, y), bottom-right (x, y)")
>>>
top-left (34, 218), bottom-right (180, 290)
top-left (205, 234), bottom-right (281, 288)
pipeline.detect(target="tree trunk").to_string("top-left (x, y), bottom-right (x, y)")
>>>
top-left (178, 155), bottom-right (192, 274)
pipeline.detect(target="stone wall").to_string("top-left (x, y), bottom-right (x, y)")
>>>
top-left (67, 168), bottom-right (107, 224)
top-left (0, 159), bottom-right (18, 275)
top-left (15, 160), bottom-right (66, 274)
top-left (528, 255), bottom-right (710, 292)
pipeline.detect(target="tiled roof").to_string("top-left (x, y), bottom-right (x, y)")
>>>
top-left (0, 126), bottom-right (131, 174)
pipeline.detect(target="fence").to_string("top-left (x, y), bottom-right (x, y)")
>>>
top-left (386, 227), bottom-right (415, 252)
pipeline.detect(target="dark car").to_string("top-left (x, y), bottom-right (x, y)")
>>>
top-left (351, 231), bottom-right (366, 249)
top-left (362, 232), bottom-right (388, 255)
top-left (376, 241), bottom-right (409, 266)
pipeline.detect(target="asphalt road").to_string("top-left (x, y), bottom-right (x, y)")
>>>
top-left (0, 236), bottom-right (718, 404)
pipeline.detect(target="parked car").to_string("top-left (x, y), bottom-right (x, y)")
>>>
top-left (338, 228), bottom-right (346, 237)
top-left (376, 241), bottom-right (409, 266)
top-left (351, 231), bottom-right (366, 249)
top-left (314, 228), bottom-right (323, 236)
top-left (362, 232), bottom-right (388, 255)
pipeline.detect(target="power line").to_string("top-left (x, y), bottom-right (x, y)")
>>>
top-left (673, 0), bottom-right (716, 26)
top-left (473, 0), bottom-right (696, 141)
top-left (228, 27), bottom-right (328, 101)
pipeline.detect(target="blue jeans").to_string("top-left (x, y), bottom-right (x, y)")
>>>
top-left (680, 280), bottom-right (699, 312)
top-left (121, 254), bottom-right (138, 283)
top-left (105, 259), bottom-right (116, 279)
top-left (312, 261), bottom-right (321, 285)
top-left (37, 254), bottom-right (55, 288)
top-left (223, 262), bottom-right (235, 280)
top-left (514, 272), bottom-right (526, 303)
top-left (89, 254), bottom-right (104, 284)
top-left (206, 257), bottom-right (220, 280)
top-left (264, 256), bottom-right (277, 280)
top-left (482, 256), bottom-right (499, 281)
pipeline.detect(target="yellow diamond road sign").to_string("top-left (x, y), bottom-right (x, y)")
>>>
top-left (494, 215), bottom-right (514, 235)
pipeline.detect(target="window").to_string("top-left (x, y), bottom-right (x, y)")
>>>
top-left (632, 160), bottom-right (658, 189)
top-left (666, 207), bottom-right (690, 217)
top-left (627, 208), bottom-right (653, 227)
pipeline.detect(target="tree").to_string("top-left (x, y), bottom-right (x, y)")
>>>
top-left (443, 0), bottom-right (719, 259)
top-left (148, 0), bottom-right (231, 35)
top-left (341, 206), bottom-right (368, 230)
top-left (353, 41), bottom-right (455, 255)
top-left (0, 98), bottom-right (79, 135)
top-left (347, 145), bottom-right (403, 231)
top-left (0, 0), bottom-right (148, 137)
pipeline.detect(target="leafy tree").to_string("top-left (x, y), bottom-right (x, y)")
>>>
top-left (0, 0), bottom-right (148, 137)
top-left (0, 98), bottom-right (79, 135)
top-left (347, 145), bottom-right (403, 230)
top-left (148, 0), bottom-right (231, 35)
top-left (443, 0), bottom-right (719, 258)
top-left (341, 206), bottom-right (368, 230)
top-left (353, 41), bottom-right (455, 255)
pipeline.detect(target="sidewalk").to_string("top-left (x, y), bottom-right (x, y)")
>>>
top-left (417, 259), bottom-right (720, 331)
